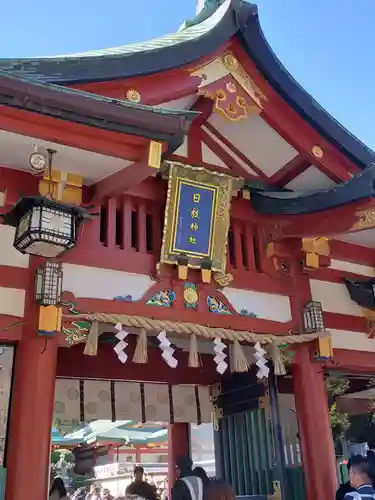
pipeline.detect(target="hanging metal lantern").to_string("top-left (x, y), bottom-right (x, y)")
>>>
top-left (35, 262), bottom-right (63, 306)
top-left (303, 301), bottom-right (325, 333)
top-left (2, 196), bottom-right (89, 258)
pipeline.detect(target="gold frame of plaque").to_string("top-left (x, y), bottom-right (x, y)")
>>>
top-left (160, 161), bottom-right (235, 273)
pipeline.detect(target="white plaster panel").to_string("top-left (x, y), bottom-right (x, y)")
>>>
top-left (329, 259), bottom-right (375, 277)
top-left (309, 279), bottom-right (363, 317)
top-left (331, 329), bottom-right (375, 352)
top-left (0, 225), bottom-right (29, 268)
top-left (334, 230), bottom-right (375, 248)
top-left (62, 264), bottom-right (156, 300)
top-left (285, 166), bottom-right (336, 191)
top-left (221, 288), bottom-right (292, 322)
top-left (208, 113), bottom-right (298, 176)
top-left (202, 143), bottom-right (228, 168)
top-left (174, 137), bottom-right (188, 157)
top-left (0, 287), bottom-right (25, 317)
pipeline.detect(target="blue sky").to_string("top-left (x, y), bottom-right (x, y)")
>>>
top-left (1, 0), bottom-right (374, 151)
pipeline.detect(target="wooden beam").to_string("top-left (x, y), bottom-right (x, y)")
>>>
top-left (0, 107), bottom-right (144, 161)
top-left (90, 159), bottom-right (156, 202)
top-left (90, 141), bottom-right (163, 202)
top-left (187, 97), bottom-right (213, 164)
top-left (199, 127), bottom-right (258, 180)
top-left (269, 154), bottom-right (311, 187)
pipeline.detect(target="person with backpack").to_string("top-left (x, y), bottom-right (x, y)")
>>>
top-left (171, 457), bottom-right (204, 500)
top-left (344, 455), bottom-right (375, 500)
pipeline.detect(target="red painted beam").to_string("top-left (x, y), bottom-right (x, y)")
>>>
top-left (324, 312), bottom-right (368, 333)
top-left (72, 43), bottom-right (232, 105)
top-left (89, 152), bottom-right (158, 202)
top-left (187, 97), bottom-right (213, 164)
top-left (231, 41), bottom-right (361, 181)
top-left (264, 198), bottom-right (375, 239)
top-left (199, 127), bottom-right (256, 180)
top-left (0, 107), bottom-right (144, 161)
top-left (0, 315), bottom-right (23, 341)
top-left (269, 154), bottom-right (311, 187)
top-left (330, 239), bottom-right (375, 267)
top-left (0, 264), bottom-right (29, 290)
top-left (57, 342), bottom-right (218, 385)
top-left (333, 348), bottom-right (375, 373)
top-left (66, 296), bottom-right (295, 335)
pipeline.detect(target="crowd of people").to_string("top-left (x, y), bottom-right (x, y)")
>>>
top-left (49, 456), bottom-right (233, 500)
top-left (51, 447), bottom-right (375, 500)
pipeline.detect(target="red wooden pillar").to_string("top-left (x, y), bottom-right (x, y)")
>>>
top-left (168, 423), bottom-right (190, 491)
top-left (292, 344), bottom-right (337, 500)
top-left (6, 260), bottom-right (59, 500)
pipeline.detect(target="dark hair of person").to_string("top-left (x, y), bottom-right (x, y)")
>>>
top-left (350, 455), bottom-right (373, 479)
top-left (193, 467), bottom-right (210, 487)
top-left (134, 465), bottom-right (144, 475)
top-left (347, 457), bottom-right (352, 472)
top-left (203, 480), bottom-right (235, 500)
top-left (49, 477), bottom-right (67, 498)
top-left (368, 438), bottom-right (375, 450)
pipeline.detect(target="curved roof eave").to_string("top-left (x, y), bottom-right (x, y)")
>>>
top-left (0, 0), bottom-right (372, 171)
top-left (249, 163), bottom-right (375, 215)
top-left (0, 71), bottom-right (198, 144)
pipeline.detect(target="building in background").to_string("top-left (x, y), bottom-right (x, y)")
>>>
top-left (0, 2), bottom-right (374, 500)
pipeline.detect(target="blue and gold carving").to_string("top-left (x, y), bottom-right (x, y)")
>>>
top-left (146, 289), bottom-right (175, 307)
top-left (184, 283), bottom-right (199, 309)
top-left (114, 295), bottom-right (133, 302)
top-left (240, 309), bottom-right (257, 318)
top-left (207, 295), bottom-right (232, 315)
top-left (160, 161), bottom-right (236, 273)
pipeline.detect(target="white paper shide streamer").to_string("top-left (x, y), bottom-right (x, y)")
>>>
top-left (157, 330), bottom-right (178, 368)
top-left (114, 323), bottom-right (129, 364)
top-left (254, 341), bottom-right (269, 379)
top-left (213, 338), bottom-right (228, 375)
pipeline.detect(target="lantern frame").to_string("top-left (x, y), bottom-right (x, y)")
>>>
top-left (35, 262), bottom-right (63, 306)
top-left (3, 196), bottom-right (89, 258)
top-left (303, 301), bottom-right (325, 333)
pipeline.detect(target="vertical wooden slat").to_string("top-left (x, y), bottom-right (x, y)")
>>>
top-left (152, 209), bottom-right (162, 254)
top-left (233, 222), bottom-right (244, 270)
top-left (234, 414), bottom-right (247, 495)
top-left (220, 418), bottom-right (231, 485)
top-left (245, 412), bottom-right (256, 495)
top-left (122, 197), bottom-right (132, 251)
top-left (138, 202), bottom-right (147, 253)
top-left (105, 198), bottom-right (117, 248)
top-left (244, 224), bottom-right (256, 270)
top-left (259, 409), bottom-right (273, 493)
top-left (227, 416), bottom-right (238, 492)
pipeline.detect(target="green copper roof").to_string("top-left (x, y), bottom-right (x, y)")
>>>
top-left (0, 0), bottom-right (233, 83)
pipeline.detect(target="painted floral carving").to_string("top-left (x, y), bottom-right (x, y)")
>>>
top-left (207, 295), bottom-right (231, 315)
top-left (146, 289), bottom-right (175, 307)
top-left (184, 283), bottom-right (198, 309)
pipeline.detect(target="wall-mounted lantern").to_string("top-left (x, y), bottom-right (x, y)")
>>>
top-left (303, 301), bottom-right (325, 333)
top-left (35, 262), bottom-right (63, 306)
top-left (2, 196), bottom-right (89, 258)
